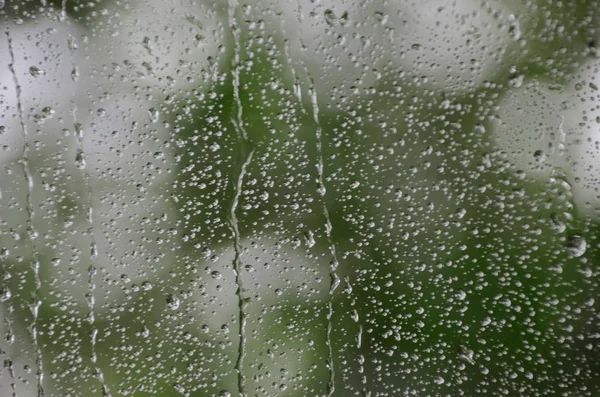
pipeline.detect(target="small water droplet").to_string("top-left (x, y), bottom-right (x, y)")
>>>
top-left (75, 150), bottom-right (86, 169)
top-left (509, 74), bottom-right (524, 88)
top-left (374, 11), bottom-right (388, 24)
top-left (142, 36), bottom-right (153, 55)
top-left (550, 214), bottom-right (566, 233)
top-left (148, 108), bottom-right (159, 123)
top-left (533, 150), bottom-right (545, 163)
top-left (29, 66), bottom-right (44, 77)
top-left (324, 9), bottom-right (338, 27)
top-left (166, 294), bottom-right (180, 310)
top-left (566, 233), bottom-right (586, 258)
top-left (585, 297), bottom-right (595, 307)
top-left (67, 36), bottom-right (77, 51)
top-left (458, 345), bottom-right (474, 364)
top-left (173, 383), bottom-right (185, 395)
top-left (33, 107), bottom-right (55, 124)
top-left (0, 287), bottom-right (11, 302)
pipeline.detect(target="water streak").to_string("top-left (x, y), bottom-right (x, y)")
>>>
top-left (6, 29), bottom-right (45, 397)
top-left (0, 302), bottom-right (18, 396)
top-left (308, 80), bottom-right (341, 397)
top-left (60, 5), bottom-right (111, 390)
top-left (280, 2), bottom-right (345, 393)
top-left (227, 1), bottom-right (253, 396)
top-left (0, 348), bottom-right (18, 397)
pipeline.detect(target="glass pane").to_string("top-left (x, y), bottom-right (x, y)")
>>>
top-left (1, 0), bottom-right (599, 396)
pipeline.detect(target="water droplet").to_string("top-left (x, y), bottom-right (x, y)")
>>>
top-left (533, 150), bottom-right (545, 163)
top-left (304, 230), bottom-right (316, 248)
top-left (75, 150), bottom-right (86, 169)
top-left (585, 297), bottom-right (595, 307)
top-left (142, 36), bottom-right (153, 55)
top-left (508, 74), bottom-right (524, 88)
top-left (0, 287), bottom-right (11, 302)
top-left (148, 108), bottom-right (159, 123)
top-left (166, 294), bottom-right (180, 310)
top-left (566, 233), bottom-right (586, 258)
top-left (374, 11), bottom-right (388, 24)
top-left (33, 107), bottom-right (55, 124)
top-left (29, 66), bottom-right (44, 77)
top-left (324, 9), bottom-right (338, 27)
top-left (550, 214), bottom-right (566, 233)
top-left (458, 345), bottom-right (475, 364)
top-left (173, 383), bottom-right (185, 394)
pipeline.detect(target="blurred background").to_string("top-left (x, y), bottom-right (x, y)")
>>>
top-left (0, 0), bottom-right (599, 395)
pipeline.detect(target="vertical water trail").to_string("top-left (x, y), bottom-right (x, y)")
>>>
top-left (75, 118), bottom-right (112, 397)
top-left (6, 29), bottom-right (45, 397)
top-left (1, 230), bottom-right (17, 397)
top-left (61, 4), bottom-right (111, 391)
top-left (281, 2), bottom-right (345, 393)
top-left (346, 278), bottom-right (370, 397)
top-left (308, 81), bottom-right (341, 397)
top-left (7, 354), bottom-right (18, 397)
top-left (0, 348), bottom-right (18, 397)
top-left (0, 292), bottom-right (18, 396)
top-left (279, 19), bottom-right (303, 109)
top-left (60, 0), bottom-right (67, 21)
top-left (227, 1), bottom-right (253, 396)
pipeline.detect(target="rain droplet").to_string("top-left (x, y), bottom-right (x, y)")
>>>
top-left (29, 66), bottom-right (44, 77)
top-left (75, 150), bottom-right (86, 169)
top-left (304, 230), bottom-right (316, 248)
top-left (533, 150), bottom-right (545, 163)
top-left (0, 287), bottom-right (11, 302)
top-left (566, 233), bottom-right (586, 258)
top-left (324, 9), bottom-right (338, 27)
top-left (33, 107), bottom-right (55, 124)
top-left (148, 108), bottom-right (159, 123)
top-left (166, 294), bottom-right (180, 310)
top-left (508, 74), bottom-right (524, 88)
